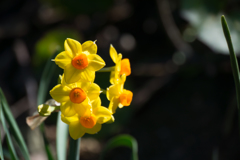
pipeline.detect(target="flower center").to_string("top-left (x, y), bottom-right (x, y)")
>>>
top-left (80, 116), bottom-right (96, 128)
top-left (119, 90), bottom-right (133, 106)
top-left (71, 54), bottom-right (88, 70)
top-left (120, 58), bottom-right (131, 76)
top-left (69, 88), bottom-right (86, 103)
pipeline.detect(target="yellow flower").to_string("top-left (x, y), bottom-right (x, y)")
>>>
top-left (106, 75), bottom-right (133, 113)
top-left (50, 81), bottom-right (101, 117)
top-left (109, 45), bottom-right (131, 84)
top-left (61, 97), bottom-right (112, 139)
top-left (54, 38), bottom-right (105, 83)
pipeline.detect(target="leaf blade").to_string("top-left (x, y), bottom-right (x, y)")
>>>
top-left (0, 88), bottom-right (30, 160)
top-left (100, 134), bottom-right (138, 160)
top-left (0, 102), bottom-right (18, 160)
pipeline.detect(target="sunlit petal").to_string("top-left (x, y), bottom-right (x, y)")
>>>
top-left (54, 51), bottom-right (72, 69)
top-left (50, 84), bottom-right (71, 102)
top-left (108, 97), bottom-right (119, 114)
top-left (87, 54), bottom-right (105, 71)
top-left (60, 101), bottom-right (76, 117)
top-left (87, 83), bottom-right (101, 101)
top-left (94, 106), bottom-right (112, 124)
top-left (61, 113), bottom-right (78, 124)
top-left (85, 123), bottom-right (101, 134)
top-left (69, 121), bottom-right (86, 140)
top-left (64, 38), bottom-right (82, 57)
top-left (91, 97), bottom-right (101, 110)
top-left (72, 98), bottom-right (92, 117)
top-left (78, 68), bottom-right (95, 82)
top-left (82, 41), bottom-right (97, 55)
top-left (110, 45), bottom-right (118, 63)
top-left (64, 64), bottom-right (82, 84)
top-left (106, 84), bottom-right (121, 100)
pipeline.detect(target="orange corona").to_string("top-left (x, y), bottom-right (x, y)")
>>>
top-left (69, 88), bottom-right (86, 103)
top-left (71, 54), bottom-right (89, 70)
top-left (120, 58), bottom-right (131, 76)
top-left (119, 90), bottom-right (133, 106)
top-left (80, 116), bottom-right (96, 128)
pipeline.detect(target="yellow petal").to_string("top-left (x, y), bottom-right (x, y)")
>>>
top-left (64, 38), bottom-right (82, 57)
top-left (64, 64), bottom-right (82, 84)
top-left (87, 54), bottom-right (105, 71)
top-left (87, 83), bottom-right (101, 101)
top-left (108, 97), bottom-right (119, 114)
top-left (116, 54), bottom-right (122, 72)
top-left (61, 74), bottom-right (67, 85)
top-left (82, 41), bottom-right (97, 55)
top-left (60, 101), bottom-right (76, 117)
top-left (54, 51), bottom-right (72, 69)
top-left (85, 123), bottom-right (101, 134)
top-left (106, 84), bottom-right (121, 100)
top-left (110, 45), bottom-right (118, 64)
top-left (69, 121), bottom-right (86, 140)
top-left (72, 98), bottom-right (92, 117)
top-left (110, 71), bottom-right (116, 84)
top-left (50, 84), bottom-right (71, 103)
top-left (61, 113), bottom-right (70, 124)
top-left (61, 113), bottom-right (78, 124)
top-left (106, 115), bottom-right (115, 124)
top-left (72, 81), bottom-right (91, 92)
top-left (91, 97), bottom-right (101, 110)
top-left (94, 106), bottom-right (112, 124)
top-left (78, 68), bottom-right (95, 82)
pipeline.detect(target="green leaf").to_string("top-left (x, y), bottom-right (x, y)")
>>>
top-left (100, 134), bottom-right (138, 160)
top-left (56, 112), bottom-right (68, 160)
top-left (67, 137), bottom-right (81, 160)
top-left (0, 88), bottom-right (30, 160)
top-left (221, 15), bottom-right (240, 109)
top-left (221, 15), bottom-right (240, 139)
top-left (0, 102), bottom-right (18, 160)
top-left (0, 101), bottom-right (4, 160)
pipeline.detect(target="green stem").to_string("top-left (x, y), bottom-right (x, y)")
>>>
top-left (39, 124), bottom-right (54, 160)
top-left (97, 66), bottom-right (115, 72)
top-left (68, 138), bottom-right (81, 160)
top-left (221, 15), bottom-right (240, 137)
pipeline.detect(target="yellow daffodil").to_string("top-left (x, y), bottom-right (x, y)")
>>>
top-left (61, 97), bottom-right (112, 139)
top-left (109, 45), bottom-right (131, 84)
top-left (50, 81), bottom-right (101, 117)
top-left (106, 75), bottom-right (133, 113)
top-left (54, 38), bottom-right (105, 83)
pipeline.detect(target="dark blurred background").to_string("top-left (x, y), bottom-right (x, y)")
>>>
top-left (1, 0), bottom-right (240, 159)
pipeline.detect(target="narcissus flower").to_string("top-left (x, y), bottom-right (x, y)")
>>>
top-left (109, 45), bottom-right (131, 84)
top-left (50, 81), bottom-right (101, 117)
top-left (54, 38), bottom-right (105, 83)
top-left (106, 75), bottom-right (133, 113)
top-left (61, 97), bottom-right (112, 139)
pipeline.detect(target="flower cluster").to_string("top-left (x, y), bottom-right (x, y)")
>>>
top-left (42, 38), bottom-right (132, 139)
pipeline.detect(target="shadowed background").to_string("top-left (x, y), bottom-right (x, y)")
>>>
top-left (0, 0), bottom-right (240, 159)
